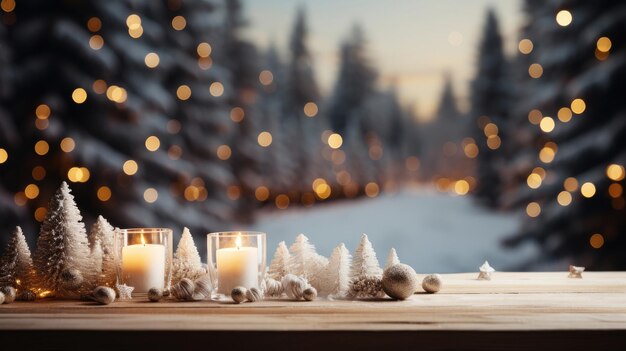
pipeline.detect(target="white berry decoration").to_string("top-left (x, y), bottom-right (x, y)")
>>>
top-left (422, 274), bottom-right (443, 293)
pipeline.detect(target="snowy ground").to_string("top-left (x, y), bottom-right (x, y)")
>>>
top-left (246, 187), bottom-right (539, 273)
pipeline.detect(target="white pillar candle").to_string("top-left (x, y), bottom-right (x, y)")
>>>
top-left (216, 241), bottom-right (258, 294)
top-left (122, 243), bottom-right (165, 293)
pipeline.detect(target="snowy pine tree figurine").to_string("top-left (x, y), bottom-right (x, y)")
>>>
top-left (287, 234), bottom-right (328, 291)
top-left (0, 226), bottom-right (35, 290)
top-left (349, 234), bottom-right (384, 298)
top-left (385, 248), bottom-right (400, 269)
top-left (321, 243), bottom-right (352, 298)
top-left (172, 228), bottom-right (206, 284)
top-left (33, 182), bottom-right (92, 298)
top-left (268, 241), bottom-right (291, 280)
top-left (88, 216), bottom-right (117, 287)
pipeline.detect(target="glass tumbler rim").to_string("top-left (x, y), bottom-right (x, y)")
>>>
top-left (207, 231), bottom-right (266, 237)
top-left (119, 228), bottom-right (173, 233)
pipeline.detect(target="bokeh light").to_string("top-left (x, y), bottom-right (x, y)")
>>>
top-left (556, 10), bottom-right (572, 26)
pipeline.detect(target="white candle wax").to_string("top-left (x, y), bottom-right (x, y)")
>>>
top-left (216, 246), bottom-right (258, 294)
top-left (122, 243), bottom-right (165, 293)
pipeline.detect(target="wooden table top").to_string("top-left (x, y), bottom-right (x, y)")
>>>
top-left (2, 272), bottom-right (626, 350)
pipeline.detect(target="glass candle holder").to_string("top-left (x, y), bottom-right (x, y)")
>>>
top-left (207, 231), bottom-right (266, 296)
top-left (115, 228), bottom-right (173, 294)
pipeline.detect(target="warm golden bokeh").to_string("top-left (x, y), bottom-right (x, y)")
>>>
top-left (97, 186), bottom-right (112, 201)
top-left (176, 85), bottom-right (192, 100)
top-left (72, 88), bottom-right (88, 104)
top-left (145, 136), bottom-right (160, 152)
top-left (197, 42), bottom-right (211, 57)
top-left (34, 140), bottom-right (49, 156)
top-left (557, 107), bottom-right (572, 122)
top-left (60, 137), bottom-right (76, 153)
top-left (255, 186), bottom-right (270, 201)
top-left (526, 202), bottom-right (541, 217)
top-left (275, 194), bottom-right (290, 209)
top-left (580, 182), bottom-right (596, 198)
top-left (564, 177), bottom-right (578, 192)
top-left (211, 145), bottom-right (229, 161)
top-left (209, 82), bottom-right (224, 97)
top-left (556, 10), bottom-right (572, 26)
top-left (518, 38), bottom-right (533, 54)
top-left (328, 133), bottom-right (343, 149)
top-left (230, 107), bottom-right (245, 122)
top-left (528, 63), bottom-right (543, 78)
top-left (259, 70), bottom-right (274, 86)
top-left (257, 131), bottom-right (273, 147)
top-left (303, 102), bottom-right (318, 117)
top-left (606, 164), bottom-right (625, 181)
top-left (144, 52), bottom-right (160, 68)
top-left (123, 160), bottom-right (138, 175)
top-left (589, 233), bottom-right (604, 249)
top-left (365, 182), bottom-right (379, 198)
top-left (557, 191), bottom-right (572, 206)
top-left (571, 98), bottom-right (586, 114)
top-left (143, 188), bottom-right (158, 203)
top-left (527, 173), bottom-right (542, 189)
top-left (172, 15), bottom-right (187, 30)
top-left (539, 116), bottom-right (555, 133)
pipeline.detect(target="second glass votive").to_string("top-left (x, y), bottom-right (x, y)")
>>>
top-left (207, 231), bottom-right (266, 296)
top-left (115, 228), bottom-right (173, 294)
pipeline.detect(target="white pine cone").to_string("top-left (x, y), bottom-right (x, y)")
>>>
top-left (348, 276), bottom-right (385, 299)
top-left (264, 277), bottom-right (284, 298)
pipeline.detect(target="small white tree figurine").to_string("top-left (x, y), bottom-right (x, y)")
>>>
top-left (33, 182), bottom-right (92, 298)
top-left (321, 243), bottom-right (352, 298)
top-left (385, 248), bottom-right (400, 269)
top-left (90, 240), bottom-right (103, 287)
top-left (349, 233), bottom-right (384, 298)
top-left (288, 233), bottom-right (328, 291)
top-left (0, 226), bottom-right (35, 290)
top-left (172, 227), bottom-right (206, 284)
top-left (88, 216), bottom-right (117, 287)
top-left (268, 241), bottom-right (290, 280)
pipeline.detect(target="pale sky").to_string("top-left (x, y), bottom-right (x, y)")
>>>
top-left (243, 0), bottom-right (522, 121)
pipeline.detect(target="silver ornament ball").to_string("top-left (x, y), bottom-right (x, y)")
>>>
top-left (231, 287), bottom-right (247, 303)
top-left (303, 287), bottom-right (317, 301)
top-left (92, 286), bottom-right (116, 305)
top-left (60, 268), bottom-right (84, 290)
top-left (382, 263), bottom-right (419, 300)
top-left (148, 288), bottom-right (163, 302)
top-left (422, 274), bottom-right (443, 293)
top-left (0, 286), bottom-right (16, 304)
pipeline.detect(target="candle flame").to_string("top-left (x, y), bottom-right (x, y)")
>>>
top-left (235, 233), bottom-right (242, 249)
top-left (141, 234), bottom-right (146, 246)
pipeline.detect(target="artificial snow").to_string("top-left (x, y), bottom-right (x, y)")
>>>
top-left (247, 187), bottom-right (539, 273)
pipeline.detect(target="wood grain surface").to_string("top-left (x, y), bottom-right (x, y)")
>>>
top-left (1, 272), bottom-right (625, 350)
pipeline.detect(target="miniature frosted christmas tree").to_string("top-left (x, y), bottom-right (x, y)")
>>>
top-left (172, 227), bottom-right (206, 284)
top-left (321, 243), bottom-right (352, 298)
top-left (88, 216), bottom-right (117, 287)
top-left (90, 240), bottom-right (104, 288)
top-left (268, 241), bottom-right (291, 280)
top-left (288, 234), bottom-right (328, 291)
top-left (32, 182), bottom-right (92, 298)
top-left (385, 248), bottom-right (400, 269)
top-left (349, 233), bottom-right (384, 298)
top-left (0, 226), bottom-right (35, 290)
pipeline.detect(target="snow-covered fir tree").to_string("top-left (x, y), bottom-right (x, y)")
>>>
top-left (268, 241), bottom-right (291, 280)
top-left (0, 226), bottom-right (35, 290)
top-left (349, 234), bottom-right (384, 298)
top-left (470, 8), bottom-right (513, 207)
top-left (287, 233), bottom-right (328, 290)
top-left (385, 248), bottom-right (400, 269)
top-left (88, 216), bottom-right (116, 287)
top-left (33, 182), bottom-right (92, 298)
top-left (502, 0), bottom-right (626, 269)
top-left (321, 243), bottom-right (352, 298)
top-left (350, 233), bottom-right (382, 279)
top-left (172, 227), bottom-right (206, 284)
top-left (90, 239), bottom-right (103, 288)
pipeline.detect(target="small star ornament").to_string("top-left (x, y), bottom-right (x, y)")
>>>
top-left (568, 265), bottom-right (585, 279)
top-left (477, 261), bottom-right (495, 281)
top-left (116, 284), bottom-right (134, 300)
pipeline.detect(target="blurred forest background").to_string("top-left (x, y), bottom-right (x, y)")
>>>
top-left (0, 0), bottom-right (624, 270)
